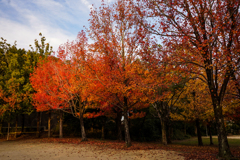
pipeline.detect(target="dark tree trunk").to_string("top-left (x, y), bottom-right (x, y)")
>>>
top-left (207, 122), bottom-right (214, 145)
top-left (206, 126), bottom-right (208, 136)
top-left (79, 112), bottom-right (87, 141)
top-left (7, 122), bottom-right (10, 141)
top-left (196, 118), bottom-right (203, 146)
top-left (21, 114), bottom-right (25, 134)
top-left (40, 112), bottom-right (42, 126)
top-left (213, 103), bottom-right (232, 158)
top-left (161, 119), bottom-right (167, 145)
top-left (36, 112), bottom-right (40, 138)
top-left (184, 123), bottom-right (187, 135)
top-left (155, 103), bottom-right (168, 145)
top-left (101, 125), bottom-right (105, 139)
top-left (0, 120), bottom-right (2, 135)
top-left (166, 120), bottom-right (172, 144)
top-left (15, 115), bottom-right (18, 138)
top-left (195, 124), bottom-right (197, 135)
top-left (48, 111), bottom-right (51, 138)
top-left (59, 110), bottom-right (63, 138)
top-left (205, 62), bottom-right (233, 158)
top-left (123, 96), bottom-right (131, 147)
top-left (123, 109), bottom-right (131, 147)
top-left (116, 110), bottom-right (122, 141)
top-left (101, 119), bottom-right (106, 139)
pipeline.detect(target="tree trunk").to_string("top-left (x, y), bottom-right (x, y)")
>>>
top-left (207, 122), bottom-right (213, 145)
top-left (206, 126), bottom-right (208, 136)
top-left (116, 110), bottom-right (122, 141)
top-left (7, 122), bottom-right (10, 141)
top-left (195, 125), bottom-right (197, 135)
top-left (79, 112), bottom-right (87, 141)
top-left (101, 119), bottom-right (106, 139)
top-left (196, 118), bottom-right (203, 146)
top-left (213, 103), bottom-right (232, 158)
top-left (101, 125), bottom-right (105, 139)
top-left (155, 104), bottom-right (168, 145)
top-left (184, 123), bottom-right (187, 135)
top-left (166, 120), bottom-right (172, 144)
top-left (40, 112), bottom-right (42, 126)
top-left (161, 119), bottom-right (167, 145)
top-left (15, 115), bottom-right (18, 138)
top-left (48, 111), bottom-right (51, 138)
top-left (36, 112), bottom-right (40, 138)
top-left (21, 114), bottom-right (25, 134)
top-left (0, 120), bottom-right (2, 135)
top-left (123, 109), bottom-right (131, 147)
top-left (59, 110), bottom-right (63, 138)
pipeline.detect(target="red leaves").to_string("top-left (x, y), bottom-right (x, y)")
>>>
top-left (84, 111), bottom-right (104, 119)
top-left (129, 111), bottom-right (146, 119)
top-left (84, 0), bottom-right (156, 116)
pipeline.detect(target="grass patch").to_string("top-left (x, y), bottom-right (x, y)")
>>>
top-left (174, 137), bottom-right (240, 147)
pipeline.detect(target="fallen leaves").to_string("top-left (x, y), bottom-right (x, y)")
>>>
top-left (6, 137), bottom-right (240, 160)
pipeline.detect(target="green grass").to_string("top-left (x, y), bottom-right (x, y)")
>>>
top-left (174, 137), bottom-right (240, 147)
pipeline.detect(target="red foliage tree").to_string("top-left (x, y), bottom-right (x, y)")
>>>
top-left (134, 0), bottom-right (240, 158)
top-left (30, 31), bottom-right (91, 141)
top-left (84, 0), bottom-right (155, 147)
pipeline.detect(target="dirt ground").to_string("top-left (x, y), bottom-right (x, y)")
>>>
top-left (0, 140), bottom-right (184, 160)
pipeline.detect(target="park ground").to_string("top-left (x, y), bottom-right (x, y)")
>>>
top-left (0, 136), bottom-right (240, 160)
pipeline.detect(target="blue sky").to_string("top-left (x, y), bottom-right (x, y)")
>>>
top-left (0, 0), bottom-right (113, 52)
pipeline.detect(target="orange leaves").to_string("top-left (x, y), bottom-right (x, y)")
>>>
top-left (170, 77), bottom-right (214, 122)
top-left (84, 111), bottom-right (104, 119)
top-left (0, 86), bottom-right (22, 114)
top-left (30, 31), bottom-right (96, 125)
top-left (31, 54), bottom-right (85, 111)
top-left (129, 111), bottom-right (146, 119)
top-left (84, 0), bottom-right (157, 115)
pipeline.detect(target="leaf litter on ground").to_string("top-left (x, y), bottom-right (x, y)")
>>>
top-left (2, 136), bottom-right (240, 160)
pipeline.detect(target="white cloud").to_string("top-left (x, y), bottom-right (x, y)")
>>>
top-left (81, 0), bottom-right (92, 10)
top-left (0, 16), bottom-right (75, 51)
top-left (0, 0), bottom-right (106, 52)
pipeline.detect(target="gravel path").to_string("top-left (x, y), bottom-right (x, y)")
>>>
top-left (0, 140), bottom-right (184, 160)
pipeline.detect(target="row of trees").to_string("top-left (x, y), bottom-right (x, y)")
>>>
top-left (1, 0), bottom-right (239, 159)
top-left (31, 0), bottom-right (240, 159)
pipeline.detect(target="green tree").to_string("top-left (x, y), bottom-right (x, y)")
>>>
top-left (0, 34), bottom-right (52, 137)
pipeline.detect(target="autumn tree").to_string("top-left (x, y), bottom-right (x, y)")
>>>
top-left (31, 31), bottom-right (91, 141)
top-left (134, 0), bottom-right (240, 158)
top-left (171, 77), bottom-right (214, 146)
top-left (85, 0), bottom-right (154, 147)
top-left (30, 56), bottom-right (67, 138)
top-left (26, 34), bottom-right (53, 137)
top-left (150, 81), bottom-right (186, 145)
top-left (135, 41), bottom-right (188, 145)
top-left (143, 60), bottom-right (187, 145)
